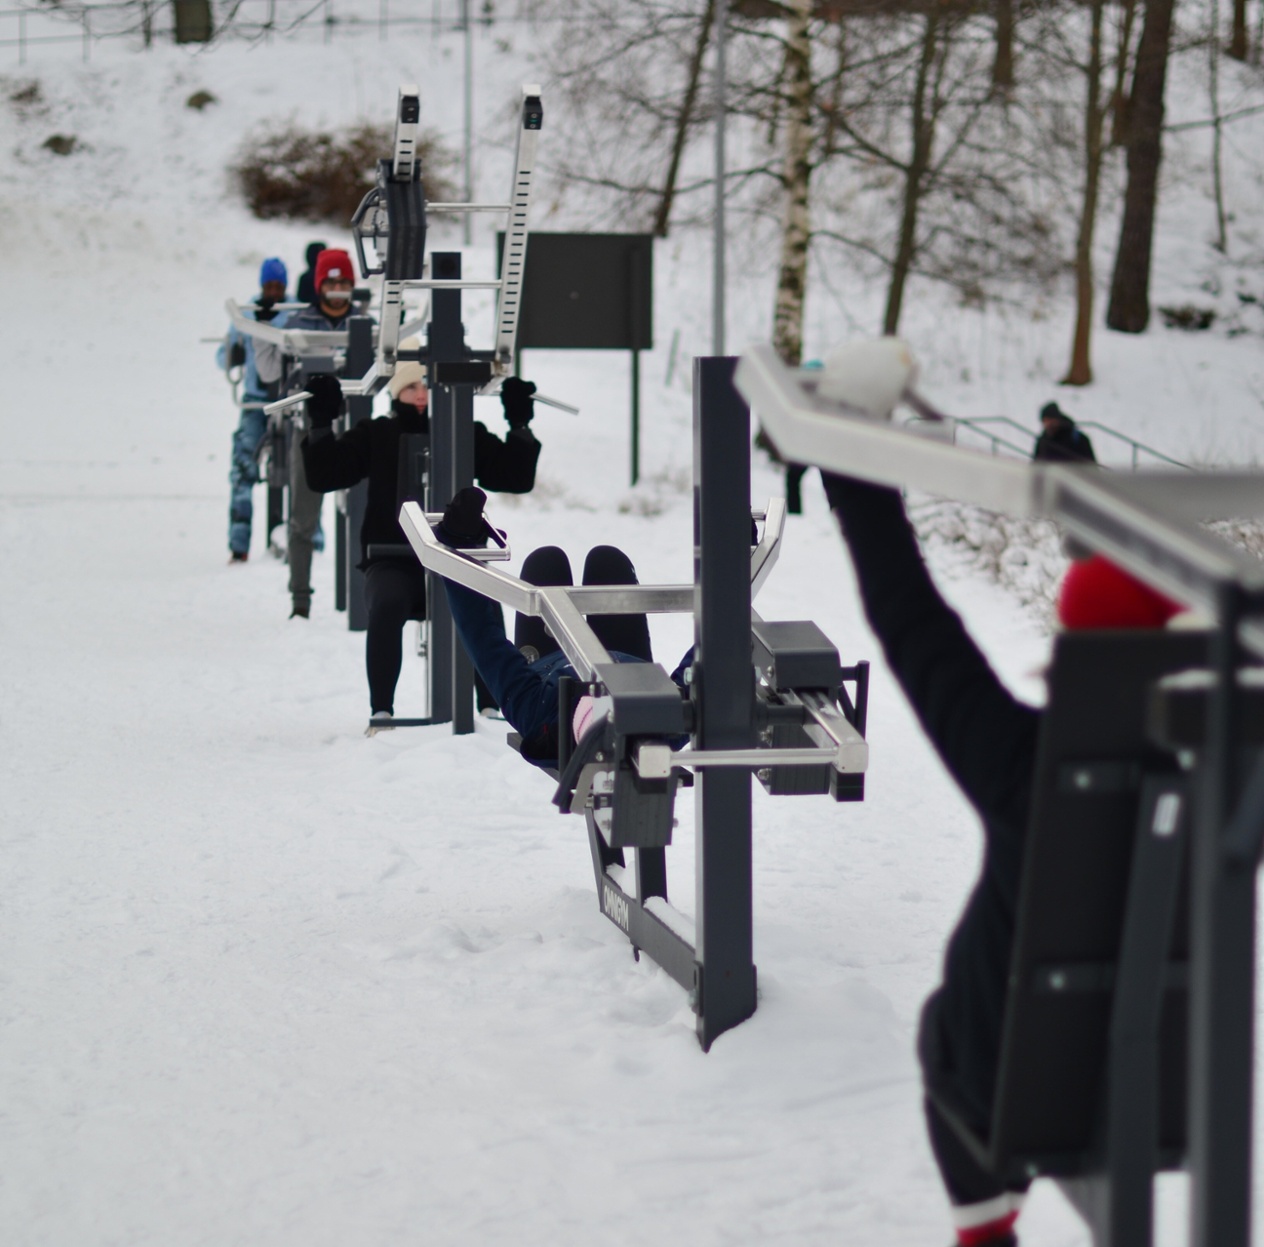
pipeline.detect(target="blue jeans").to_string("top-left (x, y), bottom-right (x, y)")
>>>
top-left (229, 404), bottom-right (324, 557)
top-left (443, 580), bottom-right (644, 741)
top-left (228, 404), bottom-right (268, 555)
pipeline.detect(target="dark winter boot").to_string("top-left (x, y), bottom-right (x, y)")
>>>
top-left (515, 546), bottom-right (572, 662)
top-left (582, 545), bottom-right (652, 661)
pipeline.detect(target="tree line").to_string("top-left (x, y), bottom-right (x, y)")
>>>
top-left (524, 0), bottom-right (1264, 385)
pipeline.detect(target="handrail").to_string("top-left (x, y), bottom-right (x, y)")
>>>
top-left (1073, 419), bottom-right (1191, 471)
top-left (917, 411), bottom-right (1191, 472)
top-left (905, 414), bottom-right (1188, 472)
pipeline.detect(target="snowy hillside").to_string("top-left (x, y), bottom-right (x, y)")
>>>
top-left (1, 13), bottom-right (1262, 1247)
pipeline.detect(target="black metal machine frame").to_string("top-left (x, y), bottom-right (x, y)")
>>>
top-left (736, 343), bottom-right (1264, 1247)
top-left (399, 357), bottom-right (871, 1049)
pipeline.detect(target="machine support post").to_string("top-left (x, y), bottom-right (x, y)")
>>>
top-left (1189, 583), bottom-right (1254, 1247)
top-left (692, 356), bottom-right (757, 1050)
top-left (631, 349), bottom-right (640, 487)
top-left (451, 376), bottom-right (476, 734)
top-left (344, 315), bottom-right (375, 631)
top-left (425, 252), bottom-right (476, 733)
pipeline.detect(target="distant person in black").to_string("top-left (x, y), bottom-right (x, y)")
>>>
top-left (819, 470), bottom-right (1180, 1247)
top-left (1032, 402), bottom-right (1096, 464)
top-left (301, 349), bottom-right (541, 727)
top-left (295, 240), bottom-right (327, 306)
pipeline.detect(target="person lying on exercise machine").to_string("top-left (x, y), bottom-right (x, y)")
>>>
top-left (433, 487), bottom-right (691, 763)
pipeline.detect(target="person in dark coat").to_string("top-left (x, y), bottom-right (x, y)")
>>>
top-left (300, 359), bottom-right (542, 726)
top-left (295, 240), bottom-right (327, 306)
top-left (819, 467), bottom-right (1180, 1247)
top-left (1032, 402), bottom-right (1096, 464)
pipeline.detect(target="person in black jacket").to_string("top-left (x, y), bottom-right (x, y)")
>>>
top-left (1032, 402), bottom-right (1096, 464)
top-left (301, 356), bottom-right (541, 726)
top-left (295, 240), bottom-right (327, 306)
top-left (820, 468), bottom-right (1183, 1247)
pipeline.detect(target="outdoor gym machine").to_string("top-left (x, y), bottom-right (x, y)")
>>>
top-left (737, 342), bottom-right (1264, 1247)
top-left (399, 357), bottom-right (871, 1050)
top-left (229, 83), bottom-right (566, 731)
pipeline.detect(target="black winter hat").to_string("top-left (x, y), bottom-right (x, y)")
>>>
top-left (1041, 401), bottom-right (1072, 424)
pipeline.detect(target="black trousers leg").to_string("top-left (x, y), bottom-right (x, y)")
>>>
top-left (514, 546), bottom-right (572, 659)
top-left (364, 560), bottom-right (427, 714)
top-left (582, 545), bottom-right (652, 661)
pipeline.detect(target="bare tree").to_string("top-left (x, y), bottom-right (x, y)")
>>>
top-left (1106, 0), bottom-right (1177, 334)
top-left (771, 0), bottom-right (814, 365)
top-left (884, 11), bottom-right (948, 332)
top-left (1210, 0), bottom-right (1229, 251)
top-left (654, 0), bottom-right (716, 237)
top-left (1228, 0), bottom-right (1249, 59)
top-left (1064, 0), bottom-right (1108, 385)
top-left (1108, 0), bottom-right (1140, 144)
top-left (992, 0), bottom-right (1016, 93)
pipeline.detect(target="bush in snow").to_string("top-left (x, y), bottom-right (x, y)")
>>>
top-left (231, 121), bottom-right (456, 225)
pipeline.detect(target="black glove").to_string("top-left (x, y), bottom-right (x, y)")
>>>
top-left (501, 377), bottom-right (537, 429)
top-left (305, 373), bottom-right (343, 429)
top-left (228, 341), bottom-right (246, 368)
top-left (436, 487), bottom-right (490, 548)
top-left (255, 297), bottom-right (278, 324)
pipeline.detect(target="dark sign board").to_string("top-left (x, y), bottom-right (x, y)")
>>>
top-left (496, 232), bottom-right (653, 351)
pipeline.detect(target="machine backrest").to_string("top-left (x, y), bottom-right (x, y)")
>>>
top-left (988, 629), bottom-right (1207, 1175)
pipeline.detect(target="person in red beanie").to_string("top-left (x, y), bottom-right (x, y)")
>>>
top-left (1056, 554), bottom-right (1182, 630)
top-left (257, 247), bottom-right (366, 617)
top-left (819, 468), bottom-right (1187, 1247)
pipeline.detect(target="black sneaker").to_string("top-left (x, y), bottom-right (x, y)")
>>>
top-left (229, 551), bottom-right (248, 564)
top-left (290, 602), bottom-right (310, 619)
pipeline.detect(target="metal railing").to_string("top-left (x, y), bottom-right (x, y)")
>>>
top-left (907, 412), bottom-right (1191, 472)
top-left (0, 0), bottom-right (487, 65)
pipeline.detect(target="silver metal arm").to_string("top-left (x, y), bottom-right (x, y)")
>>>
top-left (263, 391), bottom-right (311, 417)
top-left (398, 496), bottom-right (787, 682)
top-left (736, 344), bottom-right (1264, 645)
top-left (392, 84), bottom-right (421, 180)
top-left (751, 498), bottom-right (786, 598)
top-left (224, 300), bottom-right (347, 352)
top-left (492, 85), bottom-right (543, 374)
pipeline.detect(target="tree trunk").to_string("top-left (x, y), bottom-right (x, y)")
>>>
top-left (1228, 0), bottom-right (1248, 59)
top-left (772, 0), bottom-right (814, 367)
top-left (1211, 0), bottom-right (1229, 251)
top-left (172, 0), bottom-right (213, 43)
top-left (653, 0), bottom-right (716, 238)
top-left (992, 0), bottom-right (1015, 94)
top-left (1106, 0), bottom-right (1176, 334)
top-left (883, 11), bottom-right (940, 336)
top-left (1109, 0), bottom-right (1139, 146)
top-left (821, 19), bottom-right (847, 158)
top-left (1064, 0), bottom-right (1106, 386)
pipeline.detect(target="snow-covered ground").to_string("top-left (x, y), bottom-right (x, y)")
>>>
top-left (1, 14), bottom-right (1263, 1246)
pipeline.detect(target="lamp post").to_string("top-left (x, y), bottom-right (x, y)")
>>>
top-left (712, 0), bottom-right (727, 356)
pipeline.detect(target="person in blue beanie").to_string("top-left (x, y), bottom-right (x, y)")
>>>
top-left (217, 257), bottom-right (289, 562)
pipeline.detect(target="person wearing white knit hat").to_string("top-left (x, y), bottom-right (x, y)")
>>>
top-left (388, 337), bottom-right (428, 407)
top-left (300, 347), bottom-right (543, 729)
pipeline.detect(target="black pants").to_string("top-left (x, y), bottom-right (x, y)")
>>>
top-left (513, 545), bottom-right (652, 663)
top-left (364, 559), bottom-right (428, 714)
